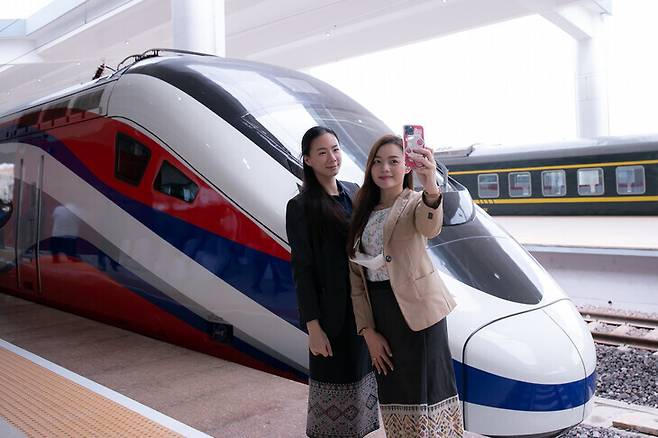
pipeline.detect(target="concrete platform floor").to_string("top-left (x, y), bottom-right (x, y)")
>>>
top-left (0, 293), bottom-right (482, 437)
top-left (493, 216), bottom-right (658, 250)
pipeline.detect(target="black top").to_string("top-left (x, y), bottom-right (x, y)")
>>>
top-left (332, 184), bottom-right (354, 216)
top-left (286, 180), bottom-right (359, 337)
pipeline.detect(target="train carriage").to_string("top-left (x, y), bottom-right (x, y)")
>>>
top-left (438, 138), bottom-right (658, 215)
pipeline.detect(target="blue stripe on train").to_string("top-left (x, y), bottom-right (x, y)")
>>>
top-left (454, 360), bottom-right (596, 411)
top-left (38, 235), bottom-right (306, 380)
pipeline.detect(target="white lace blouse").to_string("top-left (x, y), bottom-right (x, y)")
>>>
top-left (361, 208), bottom-right (390, 281)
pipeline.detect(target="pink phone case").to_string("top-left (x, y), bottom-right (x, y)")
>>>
top-left (403, 125), bottom-right (425, 168)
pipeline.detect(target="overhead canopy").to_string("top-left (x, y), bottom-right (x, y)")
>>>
top-left (0, 0), bottom-right (611, 114)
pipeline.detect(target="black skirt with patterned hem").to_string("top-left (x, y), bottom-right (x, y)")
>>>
top-left (367, 280), bottom-right (464, 438)
top-left (306, 309), bottom-right (380, 438)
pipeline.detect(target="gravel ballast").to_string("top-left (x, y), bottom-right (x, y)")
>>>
top-left (595, 344), bottom-right (658, 408)
top-left (561, 423), bottom-right (647, 437)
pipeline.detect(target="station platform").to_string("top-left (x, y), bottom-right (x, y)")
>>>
top-left (0, 294), bottom-right (483, 437)
top-left (0, 338), bottom-right (203, 437)
top-left (0, 293), bottom-right (311, 437)
top-left (493, 216), bottom-right (658, 253)
top-left (493, 215), bottom-right (658, 314)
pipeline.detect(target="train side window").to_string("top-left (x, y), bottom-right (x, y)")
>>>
top-left (18, 111), bottom-right (41, 131)
top-left (508, 172), bottom-right (531, 197)
top-left (114, 133), bottom-right (151, 186)
top-left (616, 165), bottom-right (645, 195)
top-left (541, 170), bottom-right (566, 196)
top-left (478, 174), bottom-right (499, 198)
top-left (71, 89), bottom-right (104, 115)
top-left (577, 168), bottom-right (604, 196)
top-left (154, 161), bottom-right (199, 203)
top-left (41, 100), bottom-right (69, 124)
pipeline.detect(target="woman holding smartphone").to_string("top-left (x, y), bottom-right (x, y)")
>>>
top-left (347, 134), bottom-right (463, 437)
top-left (286, 126), bottom-right (379, 438)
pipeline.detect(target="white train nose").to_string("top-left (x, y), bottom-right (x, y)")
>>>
top-left (542, 299), bottom-right (597, 417)
top-left (460, 300), bottom-right (596, 436)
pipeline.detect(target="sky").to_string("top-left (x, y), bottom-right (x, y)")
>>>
top-left (306, 0), bottom-right (658, 148)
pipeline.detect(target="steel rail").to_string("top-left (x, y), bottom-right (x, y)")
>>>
top-left (580, 310), bottom-right (658, 351)
top-left (581, 310), bottom-right (658, 330)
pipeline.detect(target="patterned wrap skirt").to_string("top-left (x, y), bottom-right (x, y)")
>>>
top-left (307, 305), bottom-right (380, 438)
top-left (367, 280), bottom-right (464, 438)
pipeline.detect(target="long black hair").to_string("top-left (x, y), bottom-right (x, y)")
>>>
top-left (301, 126), bottom-right (350, 239)
top-left (347, 134), bottom-right (413, 256)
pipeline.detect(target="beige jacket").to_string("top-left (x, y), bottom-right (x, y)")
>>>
top-left (349, 189), bottom-right (457, 333)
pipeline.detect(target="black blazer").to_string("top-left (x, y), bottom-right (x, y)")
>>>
top-left (286, 181), bottom-right (359, 337)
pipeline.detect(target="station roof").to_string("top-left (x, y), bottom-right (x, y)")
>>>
top-left (0, 0), bottom-right (611, 114)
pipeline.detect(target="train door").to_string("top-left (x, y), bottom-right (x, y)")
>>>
top-left (15, 147), bottom-right (44, 294)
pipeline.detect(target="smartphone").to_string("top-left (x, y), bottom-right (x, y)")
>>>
top-left (403, 124), bottom-right (425, 168)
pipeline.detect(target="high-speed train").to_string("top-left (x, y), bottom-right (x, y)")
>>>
top-left (0, 50), bottom-right (596, 437)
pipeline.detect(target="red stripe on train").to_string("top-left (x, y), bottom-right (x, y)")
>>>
top-left (44, 117), bottom-right (290, 261)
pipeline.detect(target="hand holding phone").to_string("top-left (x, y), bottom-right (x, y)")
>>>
top-left (403, 125), bottom-right (441, 194)
top-left (403, 124), bottom-right (425, 168)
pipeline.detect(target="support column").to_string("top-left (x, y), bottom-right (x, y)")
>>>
top-left (541, 0), bottom-right (612, 138)
top-left (575, 15), bottom-right (610, 138)
top-left (171, 0), bottom-right (225, 56)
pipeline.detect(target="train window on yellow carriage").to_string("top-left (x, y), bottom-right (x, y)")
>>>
top-left (508, 172), bottom-right (531, 197)
top-left (577, 168), bottom-right (605, 196)
top-left (154, 161), bottom-right (199, 203)
top-left (541, 170), bottom-right (566, 196)
top-left (616, 165), bottom-right (646, 195)
top-left (114, 133), bottom-right (151, 186)
top-left (0, 163), bottom-right (13, 228)
top-left (477, 174), bottom-right (499, 198)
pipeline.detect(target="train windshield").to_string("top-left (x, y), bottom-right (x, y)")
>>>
top-left (247, 103), bottom-right (473, 225)
top-left (428, 237), bottom-right (546, 304)
top-left (186, 62), bottom-right (455, 187)
top-left (130, 57), bottom-right (468, 224)
top-left (427, 209), bottom-right (546, 304)
top-left (248, 104), bottom-right (386, 185)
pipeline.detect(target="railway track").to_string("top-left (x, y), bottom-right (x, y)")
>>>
top-left (580, 396), bottom-right (658, 437)
top-left (580, 310), bottom-right (658, 351)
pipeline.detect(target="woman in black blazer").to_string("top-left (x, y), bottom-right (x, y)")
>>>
top-left (286, 126), bottom-right (379, 438)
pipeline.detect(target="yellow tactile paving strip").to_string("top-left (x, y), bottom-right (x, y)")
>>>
top-left (0, 346), bottom-right (183, 438)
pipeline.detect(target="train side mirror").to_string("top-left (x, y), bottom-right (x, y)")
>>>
top-left (436, 161), bottom-right (449, 193)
